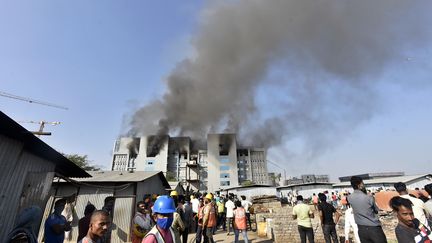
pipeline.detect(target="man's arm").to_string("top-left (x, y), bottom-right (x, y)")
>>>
top-left (202, 207), bottom-right (209, 226)
top-left (334, 210), bottom-right (342, 225)
top-left (292, 207), bottom-right (297, 220)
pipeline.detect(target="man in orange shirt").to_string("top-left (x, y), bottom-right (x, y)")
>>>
top-left (203, 195), bottom-right (216, 243)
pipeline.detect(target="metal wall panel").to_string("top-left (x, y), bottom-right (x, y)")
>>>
top-left (0, 135), bottom-right (56, 243)
top-left (111, 197), bottom-right (134, 243)
top-left (65, 186), bottom-right (114, 243)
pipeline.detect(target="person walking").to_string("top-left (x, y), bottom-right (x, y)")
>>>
top-left (348, 176), bottom-right (387, 243)
top-left (233, 200), bottom-right (249, 243)
top-left (318, 193), bottom-right (341, 243)
top-left (293, 195), bottom-right (315, 243)
top-left (143, 195), bottom-right (181, 243)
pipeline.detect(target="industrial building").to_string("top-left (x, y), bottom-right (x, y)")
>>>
top-left (111, 133), bottom-right (269, 192)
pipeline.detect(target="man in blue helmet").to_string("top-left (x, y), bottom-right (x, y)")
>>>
top-left (143, 195), bottom-right (181, 243)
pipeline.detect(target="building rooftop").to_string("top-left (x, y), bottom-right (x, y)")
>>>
top-left (333, 174), bottom-right (432, 187)
top-left (68, 170), bottom-right (169, 187)
top-left (0, 111), bottom-right (90, 178)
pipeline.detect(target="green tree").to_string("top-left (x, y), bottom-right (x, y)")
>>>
top-left (165, 171), bottom-right (177, 182)
top-left (63, 153), bottom-right (100, 171)
top-left (241, 180), bottom-right (254, 186)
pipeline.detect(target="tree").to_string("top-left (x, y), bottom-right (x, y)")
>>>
top-left (241, 180), bottom-right (254, 186)
top-left (165, 171), bottom-right (177, 182)
top-left (63, 153), bottom-right (100, 171)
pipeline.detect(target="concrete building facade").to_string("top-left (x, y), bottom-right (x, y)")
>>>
top-left (111, 133), bottom-right (269, 192)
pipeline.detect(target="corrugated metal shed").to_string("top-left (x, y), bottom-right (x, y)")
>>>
top-left (332, 174), bottom-right (432, 187)
top-left (0, 111), bottom-right (90, 242)
top-left (0, 111), bottom-right (90, 177)
top-left (71, 170), bottom-right (169, 186)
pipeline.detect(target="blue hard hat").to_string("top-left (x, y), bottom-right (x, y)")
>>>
top-left (153, 195), bottom-right (176, 214)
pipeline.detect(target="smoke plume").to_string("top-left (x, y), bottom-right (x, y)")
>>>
top-left (128, 0), bottom-right (432, 157)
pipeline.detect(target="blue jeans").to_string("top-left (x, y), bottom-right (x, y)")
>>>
top-left (234, 229), bottom-right (248, 243)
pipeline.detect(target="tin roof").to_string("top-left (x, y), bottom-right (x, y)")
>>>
top-left (332, 174), bottom-right (432, 187)
top-left (70, 170), bottom-right (170, 187)
top-left (0, 111), bottom-right (90, 177)
top-left (277, 182), bottom-right (334, 189)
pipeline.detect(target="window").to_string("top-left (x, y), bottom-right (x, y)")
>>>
top-left (114, 140), bottom-right (121, 152)
top-left (220, 156), bottom-right (230, 163)
top-left (220, 173), bottom-right (230, 178)
top-left (220, 165), bottom-right (230, 171)
top-left (220, 181), bottom-right (230, 186)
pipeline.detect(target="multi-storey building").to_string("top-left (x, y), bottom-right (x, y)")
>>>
top-left (111, 133), bottom-right (269, 192)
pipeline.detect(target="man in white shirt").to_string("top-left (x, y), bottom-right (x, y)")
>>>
top-left (424, 184), bottom-right (432, 221)
top-left (225, 196), bottom-right (235, 235)
top-left (394, 182), bottom-right (429, 227)
top-left (241, 195), bottom-right (253, 230)
top-left (344, 206), bottom-right (360, 243)
top-left (190, 194), bottom-right (200, 232)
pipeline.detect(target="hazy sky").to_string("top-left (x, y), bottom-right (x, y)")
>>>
top-left (1, 0), bottom-right (431, 181)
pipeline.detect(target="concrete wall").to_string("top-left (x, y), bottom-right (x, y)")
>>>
top-left (207, 134), bottom-right (239, 192)
top-left (278, 184), bottom-right (334, 199)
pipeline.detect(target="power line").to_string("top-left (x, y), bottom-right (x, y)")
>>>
top-left (0, 90), bottom-right (68, 110)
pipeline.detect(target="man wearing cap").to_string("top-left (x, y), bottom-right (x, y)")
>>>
top-left (203, 194), bottom-right (217, 243)
top-left (143, 195), bottom-right (181, 243)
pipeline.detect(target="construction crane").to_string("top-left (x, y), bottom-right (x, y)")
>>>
top-left (18, 121), bottom-right (61, 137)
top-left (0, 90), bottom-right (68, 110)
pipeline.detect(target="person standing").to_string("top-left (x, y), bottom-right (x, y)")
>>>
top-left (191, 194), bottom-right (200, 232)
top-left (202, 195), bottom-right (217, 243)
top-left (196, 198), bottom-right (205, 243)
top-left (389, 196), bottom-right (432, 242)
top-left (394, 182), bottom-right (429, 227)
top-left (318, 193), bottom-right (341, 243)
top-left (78, 204), bottom-right (96, 242)
top-left (131, 201), bottom-right (152, 243)
top-left (293, 195), bottom-right (315, 243)
top-left (312, 193), bottom-right (319, 210)
top-left (225, 196), bottom-right (235, 235)
top-left (216, 197), bottom-right (226, 230)
top-left (182, 197), bottom-right (193, 243)
top-left (348, 176), bottom-right (387, 243)
top-left (143, 195), bottom-right (181, 243)
top-left (240, 196), bottom-right (253, 230)
top-left (79, 210), bottom-right (111, 243)
top-left (233, 200), bottom-right (249, 243)
top-left (344, 204), bottom-right (360, 243)
top-left (6, 206), bottom-right (42, 243)
top-left (424, 183), bottom-right (432, 220)
top-left (44, 199), bottom-right (71, 243)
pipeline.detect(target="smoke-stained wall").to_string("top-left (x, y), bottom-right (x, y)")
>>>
top-left (207, 134), bottom-right (239, 192)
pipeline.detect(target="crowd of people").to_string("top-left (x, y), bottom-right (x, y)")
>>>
top-left (6, 191), bottom-right (253, 243)
top-left (7, 178), bottom-right (432, 243)
top-left (292, 177), bottom-right (432, 243)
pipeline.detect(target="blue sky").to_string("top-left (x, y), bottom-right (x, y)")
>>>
top-left (1, 0), bottom-right (431, 181)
